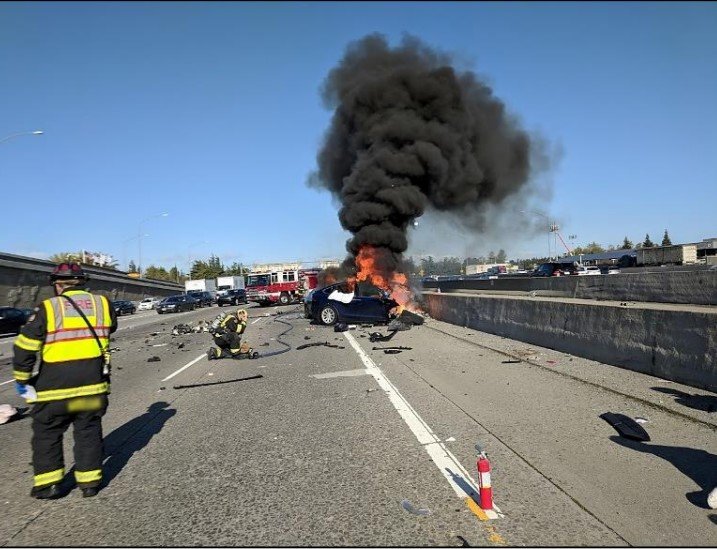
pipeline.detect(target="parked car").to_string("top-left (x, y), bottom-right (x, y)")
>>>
top-left (0, 306), bottom-right (30, 335)
top-left (306, 282), bottom-right (397, 325)
top-left (156, 295), bottom-right (196, 314)
top-left (574, 265), bottom-right (601, 276)
top-left (112, 300), bottom-right (136, 316)
top-left (138, 297), bottom-right (162, 311)
top-left (187, 291), bottom-right (214, 308)
top-left (217, 288), bottom-right (248, 306)
top-left (532, 262), bottom-right (578, 277)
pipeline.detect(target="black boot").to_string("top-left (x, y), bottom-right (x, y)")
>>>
top-left (206, 347), bottom-right (217, 360)
top-left (30, 484), bottom-right (62, 500)
top-left (81, 486), bottom-right (99, 498)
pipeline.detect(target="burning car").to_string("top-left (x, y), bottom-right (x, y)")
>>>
top-left (306, 281), bottom-right (397, 326)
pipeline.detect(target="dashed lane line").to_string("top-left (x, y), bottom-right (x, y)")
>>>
top-left (161, 354), bottom-right (206, 382)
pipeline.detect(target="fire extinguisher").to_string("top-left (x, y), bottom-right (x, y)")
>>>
top-left (475, 444), bottom-right (493, 510)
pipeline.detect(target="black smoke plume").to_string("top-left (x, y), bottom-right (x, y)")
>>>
top-left (311, 34), bottom-right (540, 277)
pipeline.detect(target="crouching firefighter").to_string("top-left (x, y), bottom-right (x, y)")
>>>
top-left (207, 309), bottom-right (258, 360)
top-left (12, 263), bottom-right (118, 499)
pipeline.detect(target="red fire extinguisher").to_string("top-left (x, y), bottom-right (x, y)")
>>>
top-left (475, 444), bottom-right (493, 511)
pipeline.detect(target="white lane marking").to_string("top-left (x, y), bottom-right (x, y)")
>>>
top-left (312, 369), bottom-right (370, 379)
top-left (343, 331), bottom-right (502, 519)
top-left (1, 379), bottom-right (15, 386)
top-left (251, 318), bottom-right (262, 325)
top-left (161, 354), bottom-right (205, 382)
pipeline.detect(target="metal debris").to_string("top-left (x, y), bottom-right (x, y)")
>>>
top-left (147, 356), bottom-right (161, 362)
top-left (600, 412), bottom-right (650, 441)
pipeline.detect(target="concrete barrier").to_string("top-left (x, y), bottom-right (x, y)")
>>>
top-left (422, 291), bottom-right (717, 393)
top-left (1, 252), bottom-right (184, 309)
top-left (423, 269), bottom-right (717, 306)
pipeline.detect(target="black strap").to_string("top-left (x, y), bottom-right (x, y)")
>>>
top-left (59, 294), bottom-right (107, 354)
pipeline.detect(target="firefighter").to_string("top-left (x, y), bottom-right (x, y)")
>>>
top-left (207, 308), bottom-right (256, 359)
top-left (13, 263), bottom-right (118, 499)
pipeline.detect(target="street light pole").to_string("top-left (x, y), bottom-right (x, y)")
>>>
top-left (137, 213), bottom-right (168, 276)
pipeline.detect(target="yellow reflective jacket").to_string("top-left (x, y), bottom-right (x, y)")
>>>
top-left (13, 289), bottom-right (118, 402)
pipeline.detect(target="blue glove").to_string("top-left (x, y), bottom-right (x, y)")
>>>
top-left (14, 382), bottom-right (37, 401)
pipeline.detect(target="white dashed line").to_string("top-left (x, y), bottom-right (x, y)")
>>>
top-left (161, 354), bottom-right (206, 382)
top-left (251, 318), bottom-right (263, 325)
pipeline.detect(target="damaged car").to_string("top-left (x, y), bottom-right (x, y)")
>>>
top-left (306, 282), bottom-right (397, 326)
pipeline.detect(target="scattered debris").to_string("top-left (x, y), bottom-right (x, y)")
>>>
top-left (296, 342), bottom-right (345, 350)
top-left (152, 343), bottom-right (168, 348)
top-left (334, 322), bottom-right (349, 332)
top-left (150, 332), bottom-right (159, 336)
top-left (0, 405), bottom-right (18, 425)
top-left (177, 343), bottom-right (185, 349)
top-left (369, 331), bottom-right (398, 343)
top-left (445, 437), bottom-right (456, 442)
top-left (384, 349), bottom-right (402, 354)
top-left (401, 499), bottom-right (431, 516)
top-left (172, 324), bottom-right (193, 335)
top-left (600, 412), bottom-right (650, 441)
top-left (501, 360), bottom-right (521, 364)
top-left (634, 417), bottom-right (649, 424)
top-left (261, 342), bottom-right (270, 346)
top-left (147, 356), bottom-right (161, 362)
top-left (158, 386), bottom-right (165, 391)
top-left (546, 360), bottom-right (556, 364)
top-left (173, 374), bottom-right (263, 390)
top-left (304, 336), bottom-right (311, 340)
top-left (108, 348), bottom-right (121, 353)
top-left (372, 346), bottom-right (412, 351)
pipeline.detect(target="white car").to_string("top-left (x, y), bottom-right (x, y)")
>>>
top-left (575, 266), bottom-right (601, 276)
top-left (138, 297), bottom-right (160, 311)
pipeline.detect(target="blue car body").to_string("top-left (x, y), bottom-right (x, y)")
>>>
top-left (306, 282), bottom-right (397, 325)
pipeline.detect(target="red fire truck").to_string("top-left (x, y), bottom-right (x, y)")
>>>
top-left (245, 269), bottom-right (319, 306)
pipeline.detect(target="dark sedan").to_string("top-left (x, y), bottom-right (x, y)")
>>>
top-left (217, 288), bottom-right (248, 306)
top-left (0, 307), bottom-right (30, 335)
top-left (112, 300), bottom-right (136, 316)
top-left (306, 282), bottom-right (397, 325)
top-left (187, 291), bottom-right (214, 308)
top-left (156, 295), bottom-right (196, 314)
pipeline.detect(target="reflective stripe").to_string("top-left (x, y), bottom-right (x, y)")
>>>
top-left (74, 469), bottom-right (102, 483)
top-left (42, 292), bottom-right (109, 363)
top-left (31, 382), bottom-right (109, 403)
top-left (34, 468), bottom-right (64, 487)
top-left (13, 369), bottom-right (32, 381)
top-left (14, 334), bottom-right (42, 351)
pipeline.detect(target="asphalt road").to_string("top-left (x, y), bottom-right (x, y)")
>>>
top-left (0, 304), bottom-right (715, 546)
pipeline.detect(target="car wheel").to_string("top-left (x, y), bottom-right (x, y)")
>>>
top-left (319, 305), bottom-right (338, 326)
top-left (279, 293), bottom-right (290, 305)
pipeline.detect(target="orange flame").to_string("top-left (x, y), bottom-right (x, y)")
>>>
top-left (353, 246), bottom-right (421, 314)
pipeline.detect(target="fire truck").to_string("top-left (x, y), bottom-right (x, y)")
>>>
top-left (245, 269), bottom-right (319, 306)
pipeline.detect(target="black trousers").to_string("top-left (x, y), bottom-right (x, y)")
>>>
top-left (213, 332), bottom-right (242, 357)
top-left (30, 395), bottom-right (108, 488)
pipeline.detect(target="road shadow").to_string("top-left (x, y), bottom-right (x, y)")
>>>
top-left (445, 467), bottom-right (479, 502)
top-left (609, 436), bottom-right (717, 509)
top-left (101, 401), bottom-right (176, 488)
top-left (651, 386), bottom-right (717, 413)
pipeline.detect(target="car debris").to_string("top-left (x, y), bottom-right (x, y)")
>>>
top-left (600, 412), bottom-right (650, 441)
top-left (401, 499), bottom-right (431, 516)
top-left (147, 356), bottom-right (161, 363)
top-left (383, 349), bottom-right (402, 354)
top-left (296, 342), bottom-right (345, 350)
top-left (501, 359), bottom-right (521, 364)
top-left (173, 374), bottom-right (263, 390)
top-left (372, 346), bottom-right (412, 351)
top-left (172, 324), bottom-right (193, 335)
top-left (369, 331), bottom-right (398, 343)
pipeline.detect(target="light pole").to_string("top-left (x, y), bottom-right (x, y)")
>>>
top-left (519, 210), bottom-right (553, 260)
top-left (187, 241), bottom-right (209, 280)
top-left (138, 213), bottom-right (168, 276)
top-left (122, 234), bottom-right (149, 272)
top-left (0, 130), bottom-right (44, 145)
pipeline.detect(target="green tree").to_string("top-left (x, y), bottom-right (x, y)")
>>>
top-left (128, 260), bottom-right (138, 273)
top-left (496, 249), bottom-right (507, 263)
top-left (190, 254), bottom-right (225, 279)
top-left (643, 234), bottom-right (655, 248)
top-left (661, 230), bottom-right (672, 247)
top-left (488, 250), bottom-right (496, 263)
top-left (420, 256), bottom-right (436, 276)
top-left (225, 261), bottom-right (249, 276)
top-left (143, 265), bottom-right (171, 281)
top-left (49, 252), bottom-right (82, 264)
top-left (619, 237), bottom-right (633, 250)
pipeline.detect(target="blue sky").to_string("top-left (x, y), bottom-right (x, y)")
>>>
top-left (1, 1), bottom-right (715, 270)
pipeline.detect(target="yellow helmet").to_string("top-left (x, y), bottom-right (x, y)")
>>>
top-left (236, 309), bottom-right (248, 320)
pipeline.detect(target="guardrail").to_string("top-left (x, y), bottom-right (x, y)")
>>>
top-left (0, 251), bottom-right (184, 308)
